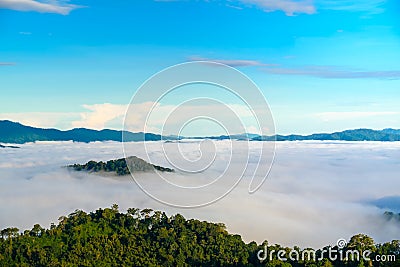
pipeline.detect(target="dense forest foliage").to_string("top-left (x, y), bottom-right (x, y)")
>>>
top-left (69, 156), bottom-right (174, 176)
top-left (0, 206), bottom-right (398, 266)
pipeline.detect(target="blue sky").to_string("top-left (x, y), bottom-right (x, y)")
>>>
top-left (1, 0), bottom-right (400, 135)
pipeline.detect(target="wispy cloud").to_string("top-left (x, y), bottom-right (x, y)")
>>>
top-left (239, 0), bottom-right (315, 16)
top-left (0, 62), bottom-right (15, 66)
top-left (317, 0), bottom-right (386, 14)
top-left (315, 111), bottom-right (399, 122)
top-left (189, 57), bottom-right (400, 80)
top-left (153, 0), bottom-right (315, 15)
top-left (0, 0), bottom-right (82, 15)
top-left (156, 0), bottom-right (387, 16)
top-left (263, 65), bottom-right (400, 80)
top-left (239, 0), bottom-right (387, 15)
top-left (188, 56), bottom-right (269, 67)
top-left (225, 3), bottom-right (243, 10)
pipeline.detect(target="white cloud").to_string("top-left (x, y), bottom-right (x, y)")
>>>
top-left (238, 0), bottom-right (387, 15)
top-left (71, 103), bottom-right (127, 130)
top-left (0, 0), bottom-right (82, 15)
top-left (239, 0), bottom-right (315, 16)
top-left (123, 102), bottom-right (161, 133)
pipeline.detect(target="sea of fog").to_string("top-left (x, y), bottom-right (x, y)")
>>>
top-left (0, 140), bottom-right (399, 248)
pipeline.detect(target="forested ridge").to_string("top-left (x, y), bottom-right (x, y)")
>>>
top-left (0, 120), bottom-right (165, 144)
top-left (0, 206), bottom-right (399, 266)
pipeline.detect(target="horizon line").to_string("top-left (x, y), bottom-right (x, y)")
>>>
top-left (1, 119), bottom-right (399, 137)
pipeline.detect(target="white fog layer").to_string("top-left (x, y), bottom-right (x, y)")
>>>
top-left (0, 141), bottom-right (399, 248)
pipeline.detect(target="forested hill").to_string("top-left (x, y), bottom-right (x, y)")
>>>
top-left (69, 156), bottom-right (174, 175)
top-left (0, 120), bottom-right (164, 144)
top-left (253, 128), bottom-right (400, 142)
top-left (0, 206), bottom-right (399, 266)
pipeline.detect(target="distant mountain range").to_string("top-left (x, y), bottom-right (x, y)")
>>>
top-left (254, 128), bottom-right (400, 141)
top-left (1, 120), bottom-right (400, 144)
top-left (190, 129), bottom-right (400, 142)
top-left (0, 120), bottom-right (165, 144)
